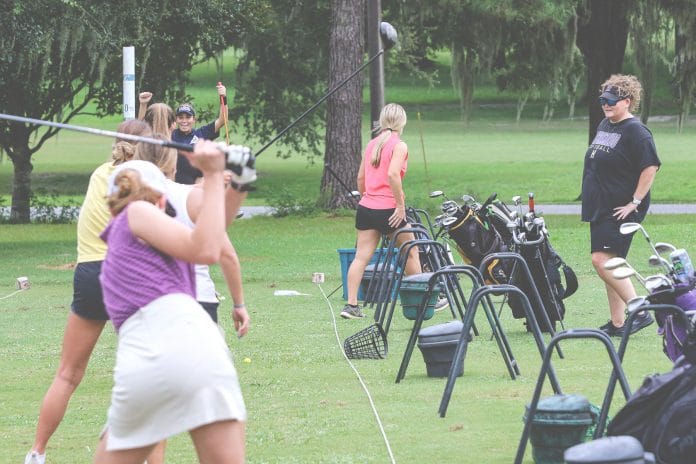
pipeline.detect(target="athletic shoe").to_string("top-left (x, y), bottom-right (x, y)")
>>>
top-left (25, 451), bottom-right (46, 464)
top-left (434, 297), bottom-right (449, 312)
top-left (630, 311), bottom-right (654, 335)
top-left (599, 320), bottom-right (626, 338)
top-left (340, 304), bottom-right (364, 319)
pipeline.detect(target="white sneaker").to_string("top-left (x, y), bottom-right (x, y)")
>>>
top-left (25, 451), bottom-right (46, 464)
top-left (434, 297), bottom-right (449, 312)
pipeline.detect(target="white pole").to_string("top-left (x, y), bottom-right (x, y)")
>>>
top-left (123, 46), bottom-right (135, 120)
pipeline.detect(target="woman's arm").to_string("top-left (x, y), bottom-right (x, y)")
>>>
top-left (219, 237), bottom-right (250, 337)
top-left (387, 141), bottom-right (408, 228)
top-left (356, 157), bottom-right (366, 196)
top-left (129, 141), bottom-right (227, 263)
top-left (613, 165), bottom-right (659, 220)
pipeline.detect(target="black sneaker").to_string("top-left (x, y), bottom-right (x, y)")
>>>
top-left (340, 304), bottom-right (364, 319)
top-left (629, 311), bottom-right (654, 335)
top-left (599, 320), bottom-right (626, 338)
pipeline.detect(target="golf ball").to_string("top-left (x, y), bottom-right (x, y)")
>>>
top-left (243, 357), bottom-right (251, 363)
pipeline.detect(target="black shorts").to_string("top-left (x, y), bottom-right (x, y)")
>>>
top-left (71, 261), bottom-right (109, 321)
top-left (590, 218), bottom-right (635, 258)
top-left (355, 205), bottom-right (407, 235)
top-left (199, 301), bottom-right (220, 323)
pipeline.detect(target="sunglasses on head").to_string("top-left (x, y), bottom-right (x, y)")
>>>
top-left (599, 96), bottom-right (624, 106)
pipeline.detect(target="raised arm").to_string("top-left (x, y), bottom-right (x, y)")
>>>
top-left (214, 83), bottom-right (228, 132)
top-left (137, 92), bottom-right (153, 120)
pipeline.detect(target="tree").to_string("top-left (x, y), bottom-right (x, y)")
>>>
top-left (321, 0), bottom-right (364, 209)
top-left (0, 0), bottom-right (252, 223)
top-left (576, 0), bottom-right (632, 144)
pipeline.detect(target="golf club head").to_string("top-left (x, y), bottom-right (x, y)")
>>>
top-left (619, 222), bottom-right (643, 236)
top-left (604, 257), bottom-right (628, 270)
top-left (461, 194), bottom-right (476, 205)
top-left (429, 190), bottom-right (444, 199)
top-left (655, 242), bottom-right (677, 255)
top-left (506, 221), bottom-right (518, 231)
top-left (512, 195), bottom-right (521, 205)
top-left (347, 191), bottom-right (360, 199)
top-left (379, 22), bottom-right (398, 50)
top-left (645, 275), bottom-right (673, 292)
top-left (613, 267), bottom-right (636, 280)
top-left (442, 216), bottom-right (458, 227)
top-left (648, 254), bottom-right (671, 268)
top-left (236, 211), bottom-right (245, 219)
top-left (626, 296), bottom-right (647, 313)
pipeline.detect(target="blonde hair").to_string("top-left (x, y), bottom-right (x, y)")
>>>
top-left (370, 103), bottom-right (407, 167)
top-left (600, 74), bottom-right (643, 113)
top-left (144, 103), bottom-right (175, 139)
top-left (111, 120), bottom-right (152, 165)
top-left (133, 136), bottom-right (177, 179)
top-left (106, 169), bottom-right (163, 216)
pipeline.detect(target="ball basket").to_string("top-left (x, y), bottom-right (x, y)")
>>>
top-left (343, 323), bottom-right (388, 359)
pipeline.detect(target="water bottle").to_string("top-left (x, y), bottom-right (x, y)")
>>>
top-left (528, 192), bottom-right (535, 214)
top-left (670, 248), bottom-right (694, 284)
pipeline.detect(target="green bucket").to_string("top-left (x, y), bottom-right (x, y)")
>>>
top-left (399, 273), bottom-right (442, 321)
top-left (524, 394), bottom-right (595, 464)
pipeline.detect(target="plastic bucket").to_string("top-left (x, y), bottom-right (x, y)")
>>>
top-left (399, 273), bottom-right (442, 321)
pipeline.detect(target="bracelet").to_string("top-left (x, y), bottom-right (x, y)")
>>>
top-left (631, 197), bottom-right (642, 205)
top-left (233, 303), bottom-right (246, 309)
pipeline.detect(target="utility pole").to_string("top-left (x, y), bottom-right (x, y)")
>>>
top-left (367, 0), bottom-right (385, 138)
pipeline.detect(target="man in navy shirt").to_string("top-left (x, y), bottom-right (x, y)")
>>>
top-left (172, 83), bottom-right (228, 184)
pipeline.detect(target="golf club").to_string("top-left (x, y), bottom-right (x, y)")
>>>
top-left (218, 81), bottom-right (230, 144)
top-left (324, 164), bottom-right (360, 206)
top-left (620, 222), bottom-right (662, 260)
top-left (429, 190), bottom-right (446, 199)
top-left (612, 266), bottom-right (647, 286)
top-left (648, 254), bottom-right (674, 272)
top-left (254, 21), bottom-right (398, 158)
top-left (603, 257), bottom-right (628, 270)
top-left (645, 274), bottom-right (673, 292)
top-left (626, 295), bottom-right (647, 313)
top-left (655, 242), bottom-right (677, 255)
top-left (0, 113), bottom-right (255, 174)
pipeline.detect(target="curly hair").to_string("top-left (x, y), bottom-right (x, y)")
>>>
top-left (111, 119), bottom-right (152, 165)
top-left (106, 169), bottom-right (163, 216)
top-left (600, 74), bottom-right (642, 113)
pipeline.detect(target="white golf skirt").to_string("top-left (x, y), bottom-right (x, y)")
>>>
top-left (104, 293), bottom-right (246, 451)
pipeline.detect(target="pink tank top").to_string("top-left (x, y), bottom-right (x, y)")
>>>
top-left (359, 131), bottom-right (407, 209)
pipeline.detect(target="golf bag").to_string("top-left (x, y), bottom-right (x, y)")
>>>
top-left (608, 358), bottom-right (696, 463)
top-left (444, 205), bottom-right (511, 284)
top-left (647, 280), bottom-right (696, 362)
top-left (508, 239), bottom-right (578, 332)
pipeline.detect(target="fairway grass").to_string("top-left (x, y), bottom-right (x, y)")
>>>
top-left (2, 214), bottom-right (694, 463)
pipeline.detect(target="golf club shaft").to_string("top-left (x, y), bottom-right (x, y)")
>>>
top-left (218, 81), bottom-right (230, 144)
top-left (254, 50), bottom-right (385, 158)
top-left (325, 164), bottom-right (359, 204)
top-left (0, 113), bottom-right (254, 173)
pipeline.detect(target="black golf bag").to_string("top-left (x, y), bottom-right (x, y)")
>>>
top-left (508, 238), bottom-right (578, 332)
top-left (444, 205), bottom-right (511, 284)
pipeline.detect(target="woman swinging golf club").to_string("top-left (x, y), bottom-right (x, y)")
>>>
top-left (341, 103), bottom-right (422, 319)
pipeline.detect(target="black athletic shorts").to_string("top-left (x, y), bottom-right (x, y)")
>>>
top-left (71, 261), bottom-right (109, 320)
top-left (355, 205), bottom-right (407, 235)
top-left (199, 301), bottom-right (220, 323)
top-left (590, 217), bottom-right (635, 258)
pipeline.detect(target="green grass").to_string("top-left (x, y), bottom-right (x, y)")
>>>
top-left (2, 214), bottom-right (696, 463)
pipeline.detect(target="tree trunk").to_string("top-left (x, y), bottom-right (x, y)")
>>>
top-left (9, 143), bottom-right (33, 223)
top-left (576, 0), bottom-right (631, 144)
top-left (322, 0), bottom-right (365, 209)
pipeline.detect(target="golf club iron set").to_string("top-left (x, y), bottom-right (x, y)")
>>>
top-left (604, 222), bottom-right (695, 294)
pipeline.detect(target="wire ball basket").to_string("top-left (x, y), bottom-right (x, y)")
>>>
top-left (343, 323), bottom-right (388, 359)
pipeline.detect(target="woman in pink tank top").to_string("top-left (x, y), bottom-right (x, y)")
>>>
top-left (341, 103), bottom-right (422, 319)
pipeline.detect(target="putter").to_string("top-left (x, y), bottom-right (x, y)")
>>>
top-left (0, 113), bottom-right (254, 174)
top-left (254, 22), bottom-right (398, 158)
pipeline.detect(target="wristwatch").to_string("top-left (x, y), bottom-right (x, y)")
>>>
top-left (631, 197), bottom-right (642, 205)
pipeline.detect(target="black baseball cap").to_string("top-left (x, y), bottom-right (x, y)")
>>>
top-left (176, 103), bottom-right (195, 116)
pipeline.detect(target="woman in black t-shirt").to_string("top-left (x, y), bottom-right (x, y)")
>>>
top-left (581, 74), bottom-right (661, 337)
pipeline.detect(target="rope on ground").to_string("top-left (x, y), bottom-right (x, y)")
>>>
top-left (0, 288), bottom-right (26, 300)
top-left (315, 282), bottom-right (397, 464)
